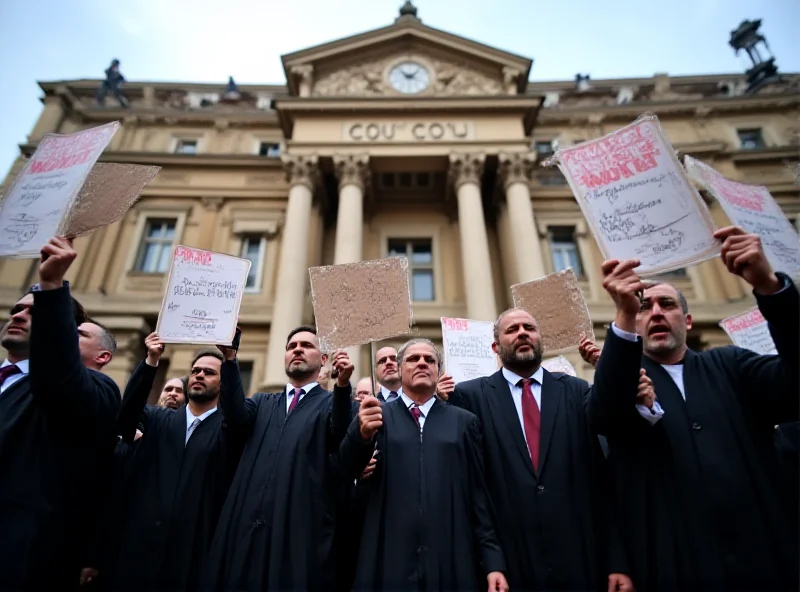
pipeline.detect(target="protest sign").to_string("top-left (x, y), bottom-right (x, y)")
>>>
top-left (541, 355), bottom-right (578, 377)
top-left (441, 317), bottom-right (498, 384)
top-left (511, 268), bottom-right (594, 354)
top-left (544, 113), bottom-right (718, 276)
top-left (719, 307), bottom-right (777, 355)
top-left (156, 246), bottom-right (251, 345)
top-left (685, 156), bottom-right (800, 282)
top-left (309, 257), bottom-right (413, 352)
top-left (0, 122), bottom-right (119, 258)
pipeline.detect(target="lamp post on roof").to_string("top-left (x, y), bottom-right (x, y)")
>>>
top-left (729, 19), bottom-right (780, 93)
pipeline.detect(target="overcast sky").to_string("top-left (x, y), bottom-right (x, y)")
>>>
top-left (0, 0), bottom-right (797, 175)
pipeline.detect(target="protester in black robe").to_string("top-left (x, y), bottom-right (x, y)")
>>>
top-left (340, 338), bottom-right (509, 592)
top-left (203, 325), bottom-right (354, 592)
top-left (106, 332), bottom-right (246, 592)
top-left (447, 308), bottom-right (632, 592)
top-left (0, 237), bottom-right (120, 591)
top-left (589, 226), bottom-right (800, 592)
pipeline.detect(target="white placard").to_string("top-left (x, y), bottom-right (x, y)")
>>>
top-left (156, 246), bottom-right (251, 345)
top-left (719, 307), bottom-right (777, 355)
top-left (685, 156), bottom-right (800, 282)
top-left (441, 317), bottom-right (498, 384)
top-left (541, 355), bottom-right (578, 377)
top-left (0, 122), bottom-right (119, 258)
top-left (544, 113), bottom-right (719, 276)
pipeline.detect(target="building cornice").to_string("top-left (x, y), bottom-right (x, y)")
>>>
top-left (728, 146), bottom-right (800, 162)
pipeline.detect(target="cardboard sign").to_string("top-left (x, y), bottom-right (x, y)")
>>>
top-left (156, 246), bottom-right (251, 344)
top-left (511, 268), bottom-right (594, 354)
top-left (541, 355), bottom-right (578, 377)
top-left (309, 257), bottom-right (413, 351)
top-left (686, 156), bottom-right (800, 282)
top-left (544, 113), bottom-right (718, 276)
top-left (441, 317), bottom-right (499, 384)
top-left (0, 122), bottom-right (119, 258)
top-left (719, 307), bottom-right (777, 355)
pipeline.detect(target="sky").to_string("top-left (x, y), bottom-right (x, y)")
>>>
top-left (0, 0), bottom-right (798, 176)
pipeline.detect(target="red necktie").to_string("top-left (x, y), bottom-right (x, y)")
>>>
top-left (0, 364), bottom-right (21, 388)
top-left (519, 378), bottom-right (540, 471)
top-left (288, 387), bottom-right (303, 414)
top-left (409, 404), bottom-right (422, 428)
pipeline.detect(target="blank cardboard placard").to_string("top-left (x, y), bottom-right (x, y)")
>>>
top-left (511, 268), bottom-right (594, 354)
top-left (64, 163), bottom-right (161, 236)
top-left (541, 355), bottom-right (578, 377)
top-left (310, 257), bottom-right (413, 351)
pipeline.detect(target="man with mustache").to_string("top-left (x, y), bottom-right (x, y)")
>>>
top-left (590, 226), bottom-right (799, 592)
top-left (448, 308), bottom-right (633, 592)
top-left (340, 338), bottom-right (509, 592)
top-left (0, 237), bottom-right (120, 591)
top-left (157, 376), bottom-right (187, 409)
top-left (205, 325), bottom-right (354, 591)
top-left (374, 346), bottom-right (402, 402)
top-left (106, 332), bottom-right (246, 592)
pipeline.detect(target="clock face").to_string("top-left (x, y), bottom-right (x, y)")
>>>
top-left (389, 61), bottom-right (430, 94)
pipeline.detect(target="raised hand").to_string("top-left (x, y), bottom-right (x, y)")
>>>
top-left (637, 368), bottom-right (655, 409)
top-left (359, 396), bottom-right (383, 440)
top-left (714, 226), bottom-right (782, 294)
top-left (332, 350), bottom-right (354, 387)
top-left (579, 335), bottom-right (601, 367)
top-left (39, 236), bottom-right (77, 290)
top-left (601, 259), bottom-right (646, 332)
top-left (608, 572), bottom-right (634, 592)
top-left (437, 373), bottom-right (455, 401)
top-left (217, 324), bottom-right (241, 361)
top-left (144, 332), bottom-right (165, 367)
top-left (487, 571), bottom-right (509, 592)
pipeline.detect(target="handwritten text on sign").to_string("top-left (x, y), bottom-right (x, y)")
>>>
top-left (156, 246), bottom-right (250, 345)
top-left (719, 308), bottom-right (777, 356)
top-left (685, 156), bottom-right (800, 282)
top-left (441, 317), bottom-right (498, 384)
top-left (546, 114), bottom-right (718, 276)
top-left (0, 122), bottom-right (119, 258)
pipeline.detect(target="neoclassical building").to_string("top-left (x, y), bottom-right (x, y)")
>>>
top-left (1, 4), bottom-right (798, 395)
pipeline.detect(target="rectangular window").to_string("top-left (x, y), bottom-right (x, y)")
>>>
top-left (240, 234), bottom-right (266, 291)
top-left (175, 140), bottom-right (198, 154)
top-left (737, 128), bottom-right (765, 150)
top-left (238, 361), bottom-right (254, 395)
top-left (258, 142), bottom-right (280, 157)
top-left (387, 238), bottom-right (435, 301)
top-left (660, 267), bottom-right (687, 277)
top-left (549, 226), bottom-right (584, 277)
top-left (135, 218), bottom-right (177, 273)
top-left (534, 140), bottom-right (553, 156)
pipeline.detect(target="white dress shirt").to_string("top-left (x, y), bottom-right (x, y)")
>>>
top-left (285, 381), bottom-right (318, 413)
top-left (0, 359), bottom-right (29, 394)
top-left (501, 366), bottom-right (544, 447)
top-left (185, 405), bottom-right (218, 443)
top-left (399, 391), bottom-right (436, 431)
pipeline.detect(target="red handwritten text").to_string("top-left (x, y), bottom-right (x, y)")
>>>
top-left (442, 317), bottom-right (469, 331)
top-left (721, 309), bottom-right (766, 333)
top-left (175, 246), bottom-right (212, 266)
top-left (28, 127), bottom-right (112, 174)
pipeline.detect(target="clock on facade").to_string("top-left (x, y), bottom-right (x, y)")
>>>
top-left (388, 61), bottom-right (431, 94)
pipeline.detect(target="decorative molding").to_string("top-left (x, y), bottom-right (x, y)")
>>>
top-left (281, 154), bottom-right (319, 190)
top-left (333, 154), bottom-right (370, 191)
top-left (291, 64), bottom-right (315, 97)
top-left (502, 67), bottom-right (520, 95)
top-left (448, 152), bottom-right (485, 191)
top-left (498, 152), bottom-right (537, 190)
top-left (201, 196), bottom-right (224, 212)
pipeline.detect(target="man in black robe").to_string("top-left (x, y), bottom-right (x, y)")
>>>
top-left (0, 237), bottom-right (120, 591)
top-left (448, 309), bottom-right (632, 592)
top-left (590, 225), bottom-right (799, 591)
top-left (204, 325), bottom-right (354, 591)
top-left (340, 338), bottom-right (509, 592)
top-left (104, 331), bottom-right (245, 592)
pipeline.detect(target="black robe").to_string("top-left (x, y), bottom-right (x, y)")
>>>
top-left (107, 359), bottom-right (246, 592)
top-left (203, 382), bottom-right (353, 591)
top-left (0, 286), bottom-right (120, 591)
top-left (450, 369), bottom-right (627, 592)
top-left (588, 276), bottom-right (800, 592)
top-left (339, 398), bottom-right (506, 592)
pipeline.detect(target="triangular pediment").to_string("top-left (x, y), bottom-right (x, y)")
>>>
top-left (281, 12), bottom-right (532, 98)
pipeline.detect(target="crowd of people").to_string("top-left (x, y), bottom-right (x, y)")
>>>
top-left (0, 226), bottom-right (797, 592)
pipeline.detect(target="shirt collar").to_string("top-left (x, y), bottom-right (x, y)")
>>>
top-left (502, 366), bottom-right (544, 388)
top-left (186, 405), bottom-right (217, 429)
top-left (380, 385), bottom-right (402, 399)
top-left (285, 382), bottom-right (318, 397)
top-left (1, 359), bottom-right (29, 374)
top-left (399, 391), bottom-right (436, 417)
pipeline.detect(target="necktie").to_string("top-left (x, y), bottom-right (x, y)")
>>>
top-left (288, 387), bottom-right (304, 414)
top-left (518, 378), bottom-right (541, 471)
top-left (0, 364), bottom-right (21, 389)
top-left (388, 391), bottom-right (398, 402)
top-left (409, 404), bottom-right (422, 428)
top-left (186, 417), bottom-right (201, 444)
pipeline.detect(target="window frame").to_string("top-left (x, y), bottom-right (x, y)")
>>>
top-left (174, 139), bottom-right (199, 155)
top-left (257, 142), bottom-right (281, 157)
top-left (239, 233), bottom-right (267, 292)
top-left (133, 218), bottom-right (179, 274)
top-left (387, 237), bottom-right (436, 302)
top-left (547, 225), bottom-right (585, 278)
top-left (737, 128), bottom-right (766, 150)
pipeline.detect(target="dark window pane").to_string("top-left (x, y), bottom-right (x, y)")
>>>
top-left (399, 173), bottom-right (413, 188)
top-left (411, 242), bottom-right (432, 265)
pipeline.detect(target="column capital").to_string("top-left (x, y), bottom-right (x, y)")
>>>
top-left (333, 153), bottom-right (370, 192)
top-left (282, 154), bottom-right (319, 191)
top-left (201, 196), bottom-right (224, 212)
top-left (498, 151), bottom-right (537, 191)
top-left (449, 152), bottom-right (486, 191)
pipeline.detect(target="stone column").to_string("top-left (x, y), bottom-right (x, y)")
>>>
top-left (449, 153), bottom-right (497, 321)
top-left (333, 154), bottom-right (369, 381)
top-left (498, 152), bottom-right (547, 283)
top-left (262, 155), bottom-right (319, 390)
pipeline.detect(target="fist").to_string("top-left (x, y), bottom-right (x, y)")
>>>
top-left (359, 455), bottom-right (377, 480)
top-left (332, 350), bottom-right (354, 387)
top-left (144, 332), bottom-right (164, 365)
top-left (601, 259), bottom-right (646, 318)
top-left (579, 336), bottom-right (601, 367)
top-left (637, 368), bottom-right (655, 409)
top-left (39, 236), bottom-right (77, 290)
top-left (487, 571), bottom-right (509, 592)
top-left (714, 226), bottom-right (781, 294)
top-left (608, 572), bottom-right (634, 592)
top-left (437, 373), bottom-right (455, 401)
top-left (359, 396), bottom-right (383, 440)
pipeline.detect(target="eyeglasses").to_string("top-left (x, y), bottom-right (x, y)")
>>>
top-left (190, 367), bottom-right (218, 376)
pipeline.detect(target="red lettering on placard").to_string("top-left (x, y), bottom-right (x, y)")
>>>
top-left (442, 318), bottom-right (469, 331)
top-left (707, 175), bottom-right (765, 212)
top-left (175, 246), bottom-right (212, 265)
top-left (28, 127), bottom-right (112, 173)
top-left (722, 309), bottom-right (766, 333)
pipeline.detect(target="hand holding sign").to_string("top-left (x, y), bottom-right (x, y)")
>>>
top-left (714, 226), bottom-right (782, 295)
top-left (359, 396), bottom-right (383, 440)
top-left (39, 236), bottom-right (77, 291)
top-left (331, 350), bottom-right (354, 388)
